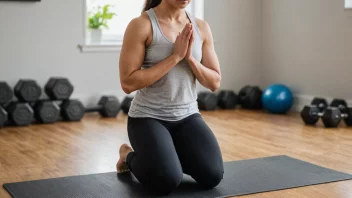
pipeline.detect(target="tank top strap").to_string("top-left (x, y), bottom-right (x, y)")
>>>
top-left (146, 9), bottom-right (161, 42)
top-left (185, 10), bottom-right (202, 40)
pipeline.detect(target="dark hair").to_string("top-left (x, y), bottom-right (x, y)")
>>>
top-left (143, 0), bottom-right (162, 12)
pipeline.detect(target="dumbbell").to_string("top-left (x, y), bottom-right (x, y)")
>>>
top-left (0, 106), bottom-right (8, 127)
top-left (3, 102), bottom-right (34, 127)
top-left (31, 100), bottom-right (60, 124)
top-left (330, 99), bottom-right (348, 113)
top-left (45, 77), bottom-right (74, 100)
top-left (238, 85), bottom-right (263, 109)
top-left (15, 79), bottom-right (42, 102)
top-left (300, 97), bottom-right (328, 126)
top-left (0, 80), bottom-right (38, 127)
top-left (0, 82), bottom-right (14, 105)
top-left (121, 96), bottom-right (133, 114)
top-left (43, 77), bottom-right (85, 122)
top-left (0, 82), bottom-right (13, 127)
top-left (57, 99), bottom-right (85, 122)
top-left (86, 96), bottom-right (120, 118)
top-left (301, 106), bottom-right (344, 128)
top-left (197, 92), bottom-right (218, 111)
top-left (217, 90), bottom-right (238, 109)
top-left (329, 99), bottom-right (352, 126)
top-left (310, 97), bottom-right (328, 113)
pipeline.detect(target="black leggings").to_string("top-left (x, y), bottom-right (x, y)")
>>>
top-left (126, 113), bottom-right (224, 195)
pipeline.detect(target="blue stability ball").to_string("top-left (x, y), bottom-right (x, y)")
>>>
top-left (262, 84), bottom-right (294, 114)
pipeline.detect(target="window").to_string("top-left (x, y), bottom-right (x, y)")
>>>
top-left (81, 0), bottom-right (204, 52)
top-left (346, 0), bottom-right (352, 8)
top-left (85, 0), bottom-right (145, 45)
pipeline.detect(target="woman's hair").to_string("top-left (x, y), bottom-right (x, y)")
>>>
top-left (143, 0), bottom-right (162, 12)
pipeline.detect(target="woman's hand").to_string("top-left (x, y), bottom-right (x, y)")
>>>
top-left (185, 30), bottom-right (194, 62)
top-left (172, 23), bottom-right (193, 61)
top-left (185, 19), bottom-right (221, 92)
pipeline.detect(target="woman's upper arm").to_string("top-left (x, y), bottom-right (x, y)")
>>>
top-left (197, 19), bottom-right (221, 75)
top-left (119, 15), bottom-right (150, 84)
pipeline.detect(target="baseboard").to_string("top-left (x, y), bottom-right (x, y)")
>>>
top-left (292, 95), bottom-right (352, 112)
top-left (61, 92), bottom-right (352, 113)
top-left (69, 90), bottom-right (132, 108)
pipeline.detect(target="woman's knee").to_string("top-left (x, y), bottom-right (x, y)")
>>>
top-left (195, 166), bottom-right (224, 189)
top-left (146, 168), bottom-right (183, 195)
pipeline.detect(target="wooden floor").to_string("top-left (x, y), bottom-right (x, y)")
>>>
top-left (0, 110), bottom-right (351, 197)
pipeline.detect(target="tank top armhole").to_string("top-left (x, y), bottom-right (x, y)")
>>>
top-left (185, 11), bottom-right (203, 43)
top-left (145, 10), bottom-right (158, 48)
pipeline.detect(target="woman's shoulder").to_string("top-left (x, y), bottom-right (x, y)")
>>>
top-left (125, 13), bottom-right (152, 37)
top-left (194, 18), bottom-right (211, 33)
top-left (128, 13), bottom-right (152, 29)
top-left (194, 18), bottom-right (212, 41)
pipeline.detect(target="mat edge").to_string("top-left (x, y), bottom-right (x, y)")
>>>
top-left (217, 177), bottom-right (352, 198)
top-left (3, 183), bottom-right (16, 198)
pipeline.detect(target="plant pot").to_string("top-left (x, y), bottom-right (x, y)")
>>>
top-left (89, 29), bottom-right (102, 44)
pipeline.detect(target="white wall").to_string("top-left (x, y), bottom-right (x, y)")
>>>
top-left (205, 0), bottom-right (262, 92)
top-left (0, 0), bottom-right (262, 107)
top-left (262, 0), bottom-right (352, 109)
top-left (0, 0), bottom-right (123, 106)
top-left (3, 0), bottom-right (351, 111)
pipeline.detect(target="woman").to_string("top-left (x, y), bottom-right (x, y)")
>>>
top-left (117, 0), bottom-right (223, 195)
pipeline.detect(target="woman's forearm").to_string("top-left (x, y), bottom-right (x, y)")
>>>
top-left (122, 54), bottom-right (181, 94)
top-left (187, 57), bottom-right (221, 92)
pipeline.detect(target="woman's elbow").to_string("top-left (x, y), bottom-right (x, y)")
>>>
top-left (121, 77), bottom-right (146, 94)
top-left (121, 82), bottom-right (134, 94)
top-left (122, 87), bottom-right (132, 95)
top-left (210, 76), bottom-right (221, 92)
top-left (210, 82), bottom-right (220, 92)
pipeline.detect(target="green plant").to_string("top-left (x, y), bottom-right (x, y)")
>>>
top-left (88, 4), bottom-right (116, 30)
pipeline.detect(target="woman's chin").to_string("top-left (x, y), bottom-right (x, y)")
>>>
top-left (176, 0), bottom-right (190, 8)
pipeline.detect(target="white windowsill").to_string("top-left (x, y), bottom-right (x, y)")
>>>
top-left (78, 41), bottom-right (122, 53)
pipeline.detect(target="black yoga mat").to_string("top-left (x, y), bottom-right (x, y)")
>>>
top-left (4, 155), bottom-right (352, 198)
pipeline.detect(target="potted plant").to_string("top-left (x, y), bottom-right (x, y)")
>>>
top-left (87, 4), bottom-right (116, 44)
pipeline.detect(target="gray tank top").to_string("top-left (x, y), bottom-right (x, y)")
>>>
top-left (128, 8), bottom-right (203, 121)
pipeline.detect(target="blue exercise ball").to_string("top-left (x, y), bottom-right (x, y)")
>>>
top-left (262, 84), bottom-right (294, 114)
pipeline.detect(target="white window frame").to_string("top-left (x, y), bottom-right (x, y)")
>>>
top-left (346, 0), bottom-right (352, 9)
top-left (79, 0), bottom-right (204, 53)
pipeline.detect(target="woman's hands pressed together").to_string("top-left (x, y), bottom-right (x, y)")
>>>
top-left (185, 26), bottom-right (194, 62)
top-left (172, 23), bottom-right (193, 62)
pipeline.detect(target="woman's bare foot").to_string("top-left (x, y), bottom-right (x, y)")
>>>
top-left (116, 144), bottom-right (133, 173)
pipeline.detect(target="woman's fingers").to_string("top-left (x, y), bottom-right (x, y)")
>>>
top-left (187, 26), bottom-right (193, 40)
top-left (182, 23), bottom-right (192, 41)
top-left (180, 23), bottom-right (189, 38)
